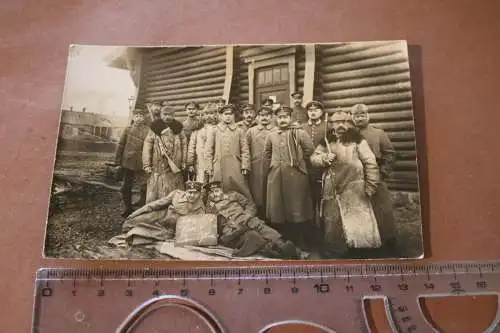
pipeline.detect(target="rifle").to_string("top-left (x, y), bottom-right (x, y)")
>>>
top-left (157, 135), bottom-right (182, 174)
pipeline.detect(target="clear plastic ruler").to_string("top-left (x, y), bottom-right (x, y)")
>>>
top-left (32, 260), bottom-right (500, 332)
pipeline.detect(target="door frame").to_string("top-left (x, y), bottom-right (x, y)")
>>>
top-left (248, 54), bottom-right (296, 105)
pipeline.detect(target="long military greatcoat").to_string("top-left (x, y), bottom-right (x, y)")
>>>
top-left (263, 126), bottom-right (315, 224)
top-left (205, 123), bottom-right (253, 200)
top-left (246, 124), bottom-right (276, 209)
top-left (187, 124), bottom-right (215, 183)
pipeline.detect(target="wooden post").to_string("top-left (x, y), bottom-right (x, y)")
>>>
top-left (223, 46), bottom-right (234, 102)
top-left (303, 44), bottom-right (316, 103)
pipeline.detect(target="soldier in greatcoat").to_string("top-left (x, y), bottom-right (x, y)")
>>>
top-left (205, 104), bottom-right (253, 201)
top-left (205, 181), bottom-right (306, 259)
top-left (310, 111), bottom-right (381, 258)
top-left (351, 103), bottom-right (399, 255)
top-left (115, 108), bottom-right (150, 217)
top-left (246, 106), bottom-right (276, 219)
top-left (263, 106), bottom-right (315, 250)
top-left (301, 101), bottom-right (329, 231)
top-left (187, 103), bottom-right (218, 183)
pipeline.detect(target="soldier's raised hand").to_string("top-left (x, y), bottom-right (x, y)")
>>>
top-left (323, 153), bottom-right (336, 165)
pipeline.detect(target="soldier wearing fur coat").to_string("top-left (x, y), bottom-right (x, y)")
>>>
top-left (310, 111), bottom-right (381, 258)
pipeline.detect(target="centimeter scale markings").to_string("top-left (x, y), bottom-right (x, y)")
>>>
top-left (33, 261), bottom-right (500, 333)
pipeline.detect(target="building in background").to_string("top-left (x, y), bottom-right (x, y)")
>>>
top-left (59, 108), bottom-right (129, 142)
top-left (105, 42), bottom-right (418, 192)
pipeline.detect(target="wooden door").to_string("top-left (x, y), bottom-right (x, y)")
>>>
top-left (255, 64), bottom-right (290, 108)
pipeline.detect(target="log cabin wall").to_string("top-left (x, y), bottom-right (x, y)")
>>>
top-left (136, 46), bottom-right (227, 121)
top-left (316, 41), bottom-right (418, 192)
top-left (133, 43), bottom-right (418, 192)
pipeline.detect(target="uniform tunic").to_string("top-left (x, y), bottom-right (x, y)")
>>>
top-left (142, 127), bottom-right (187, 203)
top-left (115, 123), bottom-right (150, 171)
top-left (206, 191), bottom-right (281, 247)
top-left (122, 189), bottom-right (205, 236)
top-left (246, 124), bottom-right (276, 210)
top-left (302, 119), bottom-right (329, 212)
top-left (187, 124), bottom-right (215, 183)
top-left (115, 123), bottom-right (150, 209)
top-left (236, 120), bottom-right (257, 133)
top-left (263, 126), bottom-right (315, 224)
top-left (205, 123), bottom-right (253, 200)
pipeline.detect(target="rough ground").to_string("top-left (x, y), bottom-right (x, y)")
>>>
top-left (44, 151), bottom-right (424, 260)
top-left (45, 151), bottom-right (164, 260)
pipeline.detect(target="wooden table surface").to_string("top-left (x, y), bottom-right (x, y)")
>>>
top-left (1, 1), bottom-right (500, 332)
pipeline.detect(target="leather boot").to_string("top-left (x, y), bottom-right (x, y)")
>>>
top-left (272, 239), bottom-right (301, 260)
top-left (121, 190), bottom-right (134, 218)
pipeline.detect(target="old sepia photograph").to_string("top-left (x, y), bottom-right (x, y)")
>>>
top-left (44, 41), bottom-right (423, 261)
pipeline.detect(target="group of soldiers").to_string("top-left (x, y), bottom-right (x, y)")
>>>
top-left (114, 91), bottom-right (399, 259)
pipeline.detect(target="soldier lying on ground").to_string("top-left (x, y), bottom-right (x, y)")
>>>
top-left (122, 180), bottom-right (205, 236)
top-left (205, 181), bottom-right (309, 260)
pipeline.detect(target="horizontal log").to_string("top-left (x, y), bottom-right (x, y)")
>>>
top-left (146, 55), bottom-right (226, 77)
top-left (322, 53), bottom-right (409, 74)
top-left (145, 68), bottom-right (226, 87)
top-left (322, 43), bottom-right (406, 67)
top-left (146, 47), bottom-right (187, 60)
top-left (394, 160), bottom-right (418, 171)
top-left (323, 91), bottom-right (413, 107)
top-left (369, 120), bottom-right (415, 131)
top-left (148, 46), bottom-right (224, 64)
top-left (322, 72), bottom-right (411, 91)
top-left (319, 41), bottom-right (398, 57)
top-left (147, 62), bottom-right (226, 81)
top-left (387, 131), bottom-right (415, 141)
top-left (364, 101), bottom-right (414, 113)
top-left (147, 48), bottom-right (226, 72)
top-left (145, 83), bottom-right (225, 98)
top-left (147, 46), bottom-right (213, 62)
top-left (323, 81), bottom-right (412, 100)
top-left (145, 76), bottom-right (225, 93)
top-left (396, 150), bottom-right (417, 160)
top-left (368, 110), bottom-right (414, 121)
top-left (322, 62), bottom-right (410, 82)
top-left (391, 171), bottom-right (418, 181)
top-left (393, 141), bottom-right (416, 150)
top-left (144, 96), bottom-right (222, 111)
top-left (238, 78), bottom-right (249, 86)
top-left (146, 87), bottom-right (224, 101)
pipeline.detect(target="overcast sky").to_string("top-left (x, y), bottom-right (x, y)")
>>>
top-left (61, 45), bottom-right (136, 117)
